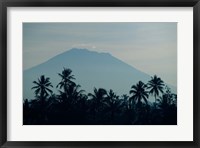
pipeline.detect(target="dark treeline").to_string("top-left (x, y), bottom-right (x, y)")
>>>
top-left (23, 68), bottom-right (177, 125)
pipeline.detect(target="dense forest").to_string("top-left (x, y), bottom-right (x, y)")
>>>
top-left (23, 68), bottom-right (177, 125)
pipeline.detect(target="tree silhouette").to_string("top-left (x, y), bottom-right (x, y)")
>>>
top-left (121, 94), bottom-right (129, 109)
top-left (24, 71), bottom-right (177, 125)
top-left (32, 75), bottom-right (53, 103)
top-left (129, 81), bottom-right (149, 106)
top-left (104, 89), bottom-right (122, 124)
top-left (88, 88), bottom-right (107, 123)
top-left (157, 92), bottom-right (177, 124)
top-left (56, 68), bottom-right (75, 93)
top-left (88, 88), bottom-right (107, 106)
top-left (23, 99), bottom-right (30, 124)
top-left (65, 83), bottom-right (85, 106)
top-left (129, 81), bottom-right (149, 124)
top-left (147, 75), bottom-right (165, 103)
top-left (146, 85), bottom-right (177, 125)
top-left (67, 83), bottom-right (84, 96)
top-left (31, 75), bottom-right (53, 124)
top-left (119, 94), bottom-right (135, 124)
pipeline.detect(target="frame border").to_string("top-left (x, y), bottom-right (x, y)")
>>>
top-left (0, 0), bottom-right (199, 147)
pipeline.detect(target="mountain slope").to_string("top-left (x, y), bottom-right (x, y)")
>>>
top-left (23, 48), bottom-right (175, 100)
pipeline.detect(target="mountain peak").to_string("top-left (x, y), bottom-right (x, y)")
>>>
top-left (69, 48), bottom-right (89, 52)
top-left (68, 48), bottom-right (111, 56)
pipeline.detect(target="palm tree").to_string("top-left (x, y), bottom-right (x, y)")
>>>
top-left (65, 83), bottom-right (85, 105)
top-left (105, 89), bottom-right (122, 124)
top-left (129, 81), bottom-right (149, 106)
top-left (56, 68), bottom-right (75, 93)
top-left (88, 88), bottom-right (107, 106)
top-left (88, 88), bottom-right (107, 122)
top-left (157, 94), bottom-right (172, 110)
top-left (32, 75), bottom-right (53, 102)
top-left (59, 83), bottom-right (85, 124)
top-left (120, 94), bottom-right (130, 109)
top-left (31, 75), bottom-right (53, 124)
top-left (147, 75), bottom-right (165, 103)
top-left (157, 93), bottom-right (177, 124)
top-left (106, 89), bottom-right (117, 101)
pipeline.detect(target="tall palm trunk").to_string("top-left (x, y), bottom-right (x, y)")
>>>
top-left (40, 89), bottom-right (46, 108)
top-left (40, 89), bottom-right (47, 124)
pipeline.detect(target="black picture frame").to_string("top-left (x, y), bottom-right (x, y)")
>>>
top-left (0, 0), bottom-right (199, 147)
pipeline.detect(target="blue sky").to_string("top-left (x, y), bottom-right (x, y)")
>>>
top-left (23, 22), bottom-right (177, 86)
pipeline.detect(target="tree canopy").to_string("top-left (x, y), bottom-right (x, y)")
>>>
top-left (24, 68), bottom-right (177, 125)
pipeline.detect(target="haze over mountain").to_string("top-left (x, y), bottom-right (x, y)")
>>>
top-left (23, 48), bottom-right (176, 101)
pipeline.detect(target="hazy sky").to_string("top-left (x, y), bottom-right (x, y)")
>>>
top-left (23, 23), bottom-right (177, 86)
